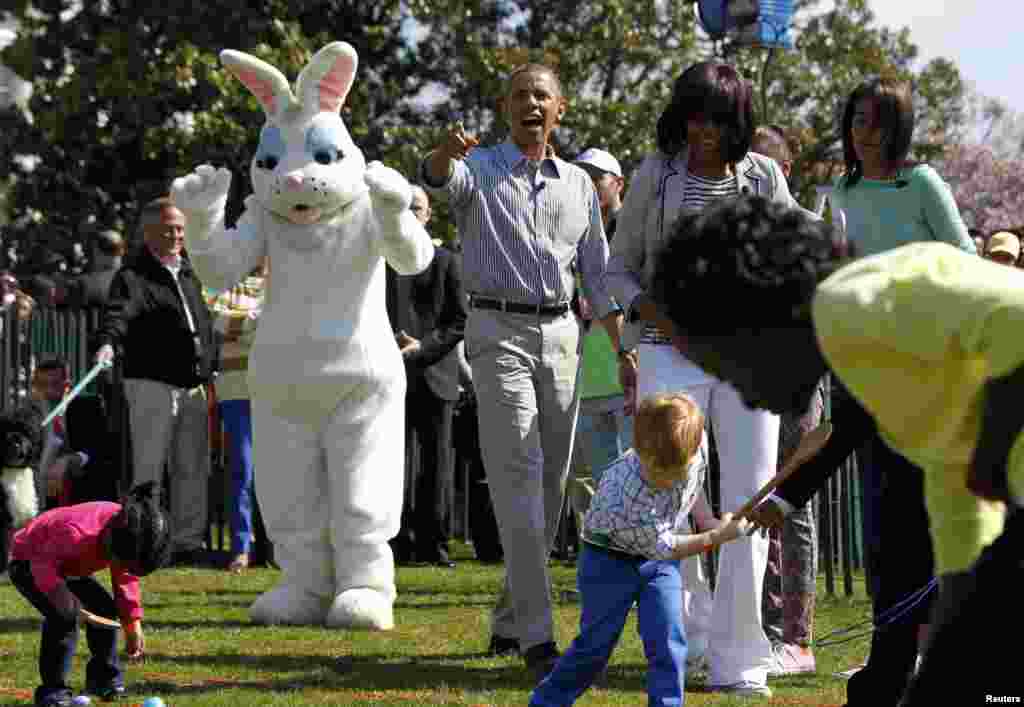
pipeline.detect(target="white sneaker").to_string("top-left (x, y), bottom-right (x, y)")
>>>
top-left (706, 680), bottom-right (773, 698)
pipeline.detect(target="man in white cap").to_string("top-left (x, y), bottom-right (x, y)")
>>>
top-left (984, 231), bottom-right (1021, 267)
top-left (567, 147), bottom-right (632, 548)
top-left (574, 148), bottom-right (625, 236)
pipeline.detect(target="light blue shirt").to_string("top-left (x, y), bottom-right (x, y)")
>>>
top-left (830, 165), bottom-right (976, 257)
top-left (583, 437), bottom-right (708, 561)
top-left (422, 141), bottom-right (614, 318)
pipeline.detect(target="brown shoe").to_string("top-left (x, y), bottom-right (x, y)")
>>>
top-left (226, 552), bottom-right (250, 573)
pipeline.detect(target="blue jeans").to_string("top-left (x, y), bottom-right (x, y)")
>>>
top-left (219, 399), bottom-right (254, 555)
top-left (530, 544), bottom-right (687, 707)
top-left (9, 560), bottom-right (122, 704)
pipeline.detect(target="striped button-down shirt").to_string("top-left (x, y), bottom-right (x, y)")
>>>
top-left (422, 141), bottom-right (614, 319)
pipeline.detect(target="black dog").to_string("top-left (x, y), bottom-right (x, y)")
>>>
top-left (0, 401), bottom-right (44, 572)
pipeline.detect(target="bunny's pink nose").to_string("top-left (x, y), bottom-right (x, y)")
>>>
top-left (282, 174), bottom-right (305, 191)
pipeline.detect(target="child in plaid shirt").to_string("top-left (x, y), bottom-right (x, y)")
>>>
top-left (531, 393), bottom-right (751, 707)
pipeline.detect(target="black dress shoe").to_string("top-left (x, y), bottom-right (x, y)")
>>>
top-left (171, 547), bottom-right (216, 568)
top-left (523, 640), bottom-right (560, 683)
top-left (487, 634), bottom-right (520, 656)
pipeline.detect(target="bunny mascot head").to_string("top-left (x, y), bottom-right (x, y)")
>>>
top-left (171, 42), bottom-right (433, 630)
top-left (222, 43), bottom-right (365, 228)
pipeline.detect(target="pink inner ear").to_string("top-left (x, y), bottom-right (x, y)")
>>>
top-left (319, 60), bottom-right (354, 113)
top-left (233, 68), bottom-right (277, 115)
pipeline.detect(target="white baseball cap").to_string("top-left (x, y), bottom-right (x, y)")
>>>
top-left (574, 148), bottom-right (623, 178)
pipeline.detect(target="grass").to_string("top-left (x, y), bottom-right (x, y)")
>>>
top-left (0, 543), bottom-right (871, 706)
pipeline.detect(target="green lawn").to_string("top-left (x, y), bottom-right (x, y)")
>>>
top-left (0, 544), bottom-right (870, 706)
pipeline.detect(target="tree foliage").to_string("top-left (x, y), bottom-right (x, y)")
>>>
top-left (939, 144), bottom-right (1024, 234)
top-left (0, 0), bottom-right (972, 255)
top-left (0, 0), bottom-right (425, 259)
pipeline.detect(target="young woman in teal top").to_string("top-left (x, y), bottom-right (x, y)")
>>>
top-left (828, 77), bottom-right (974, 707)
top-left (830, 79), bottom-right (976, 257)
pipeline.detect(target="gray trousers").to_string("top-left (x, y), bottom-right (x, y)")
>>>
top-left (466, 307), bottom-right (581, 651)
top-left (123, 378), bottom-right (210, 552)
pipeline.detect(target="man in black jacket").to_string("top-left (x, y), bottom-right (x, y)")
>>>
top-left (387, 186), bottom-right (467, 567)
top-left (94, 197), bottom-right (215, 566)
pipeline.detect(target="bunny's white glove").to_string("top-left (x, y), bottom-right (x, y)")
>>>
top-left (364, 161), bottom-right (413, 219)
top-left (171, 165), bottom-right (233, 246)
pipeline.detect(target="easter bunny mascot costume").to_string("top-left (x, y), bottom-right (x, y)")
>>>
top-left (171, 42), bottom-right (433, 630)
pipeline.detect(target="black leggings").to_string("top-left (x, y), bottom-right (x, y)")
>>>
top-left (847, 431), bottom-right (935, 707)
top-left (8, 560), bottom-right (122, 701)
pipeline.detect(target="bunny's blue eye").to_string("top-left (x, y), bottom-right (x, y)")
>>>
top-left (306, 119), bottom-right (347, 167)
top-left (255, 126), bottom-right (286, 171)
top-left (314, 149), bottom-right (339, 165)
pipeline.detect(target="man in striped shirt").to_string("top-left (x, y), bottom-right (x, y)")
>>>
top-left (422, 63), bottom-right (623, 681)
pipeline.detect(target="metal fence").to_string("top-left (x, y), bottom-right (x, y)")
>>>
top-left (3, 305), bottom-right (866, 596)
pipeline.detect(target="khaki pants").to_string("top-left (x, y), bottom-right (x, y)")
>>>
top-left (465, 307), bottom-right (581, 651)
top-left (123, 378), bottom-right (210, 552)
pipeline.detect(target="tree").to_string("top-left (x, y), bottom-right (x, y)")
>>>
top-left (939, 143), bottom-right (1024, 234)
top-left (0, 1), bottom-right (430, 261)
top-left (0, 0), bottom-right (971, 253)
top-left (965, 89), bottom-right (1024, 161)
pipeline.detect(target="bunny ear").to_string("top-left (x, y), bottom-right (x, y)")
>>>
top-left (220, 49), bottom-right (296, 119)
top-left (296, 42), bottom-right (358, 114)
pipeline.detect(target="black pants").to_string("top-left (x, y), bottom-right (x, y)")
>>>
top-left (846, 432), bottom-right (936, 707)
top-left (391, 380), bottom-right (454, 563)
top-left (453, 392), bottom-right (503, 562)
top-left (902, 510), bottom-right (1023, 704)
top-left (9, 560), bottom-right (122, 703)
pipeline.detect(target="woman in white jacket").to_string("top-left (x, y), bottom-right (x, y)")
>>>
top-left (607, 60), bottom-right (799, 698)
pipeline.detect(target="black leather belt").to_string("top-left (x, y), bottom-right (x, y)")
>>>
top-left (470, 295), bottom-right (570, 317)
top-left (582, 540), bottom-right (644, 563)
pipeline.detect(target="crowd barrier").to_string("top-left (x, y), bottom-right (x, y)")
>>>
top-left (2, 306), bottom-right (865, 596)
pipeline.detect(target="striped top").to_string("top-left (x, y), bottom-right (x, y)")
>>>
top-left (681, 171), bottom-right (738, 211)
top-left (641, 171), bottom-right (738, 345)
top-left (422, 141), bottom-right (614, 319)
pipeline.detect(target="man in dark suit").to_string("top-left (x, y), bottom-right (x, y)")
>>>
top-left (387, 186), bottom-right (467, 567)
top-left (59, 229), bottom-right (125, 308)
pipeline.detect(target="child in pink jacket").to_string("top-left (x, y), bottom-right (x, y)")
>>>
top-left (8, 482), bottom-right (171, 707)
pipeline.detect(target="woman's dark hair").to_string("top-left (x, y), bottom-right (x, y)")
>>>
top-left (110, 482), bottom-right (172, 576)
top-left (656, 61), bottom-right (755, 163)
top-left (840, 78), bottom-right (915, 189)
top-left (651, 195), bottom-right (850, 334)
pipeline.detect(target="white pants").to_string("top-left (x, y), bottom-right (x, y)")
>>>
top-left (638, 344), bottom-right (777, 686)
